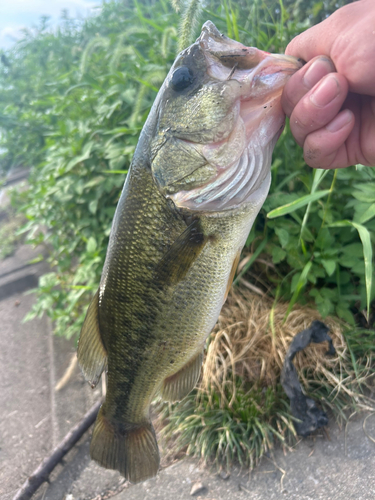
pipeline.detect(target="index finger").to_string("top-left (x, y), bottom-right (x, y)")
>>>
top-left (282, 56), bottom-right (335, 117)
top-left (285, 22), bottom-right (334, 62)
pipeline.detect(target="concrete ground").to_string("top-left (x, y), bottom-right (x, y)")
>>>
top-left (2, 170), bottom-right (375, 500)
top-left (30, 413), bottom-right (375, 500)
top-left (115, 415), bottom-right (375, 500)
top-left (0, 171), bottom-right (102, 499)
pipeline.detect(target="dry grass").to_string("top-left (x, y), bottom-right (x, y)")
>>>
top-left (202, 286), bottom-right (373, 410)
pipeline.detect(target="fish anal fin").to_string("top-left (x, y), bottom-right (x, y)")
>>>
top-left (77, 289), bottom-right (107, 388)
top-left (224, 250), bottom-right (241, 302)
top-left (90, 407), bottom-right (160, 484)
top-left (162, 350), bottom-right (203, 402)
top-left (155, 219), bottom-right (208, 286)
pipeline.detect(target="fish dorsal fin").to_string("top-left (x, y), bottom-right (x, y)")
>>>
top-left (155, 219), bottom-right (208, 286)
top-left (77, 288), bottom-right (107, 388)
top-left (161, 350), bottom-right (203, 402)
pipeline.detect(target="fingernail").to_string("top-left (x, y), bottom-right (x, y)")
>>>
top-left (326, 109), bottom-right (353, 132)
top-left (310, 75), bottom-right (339, 107)
top-left (303, 57), bottom-right (335, 88)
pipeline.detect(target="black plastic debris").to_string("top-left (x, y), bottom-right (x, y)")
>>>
top-left (281, 320), bottom-right (336, 437)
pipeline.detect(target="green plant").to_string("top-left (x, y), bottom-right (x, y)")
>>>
top-left (260, 154), bottom-right (375, 326)
top-left (3, 1), bottom-right (179, 337)
top-left (0, 211), bottom-right (25, 259)
top-left (159, 382), bottom-right (296, 471)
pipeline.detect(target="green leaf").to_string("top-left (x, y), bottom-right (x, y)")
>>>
top-left (355, 203), bottom-right (375, 224)
top-left (132, 77), bottom-right (159, 92)
top-left (321, 259), bottom-right (336, 276)
top-left (317, 299), bottom-right (333, 318)
top-left (65, 142), bottom-right (94, 173)
top-left (267, 190), bottom-right (330, 218)
top-left (342, 243), bottom-right (364, 258)
top-left (312, 1), bottom-right (324, 17)
top-left (290, 272), bottom-right (301, 293)
top-left (69, 284), bottom-right (96, 290)
top-left (102, 170), bottom-right (128, 174)
top-left (284, 261), bottom-right (312, 320)
top-left (330, 220), bottom-right (373, 319)
top-left (272, 246), bottom-right (286, 264)
top-left (315, 227), bottom-right (334, 249)
top-left (336, 304), bottom-right (355, 325)
top-left (300, 168), bottom-right (330, 240)
top-left (27, 254), bottom-right (44, 264)
top-left (89, 199), bottom-right (98, 214)
top-left (274, 227), bottom-right (289, 248)
top-left (352, 192), bottom-right (375, 203)
top-left (233, 238), bottom-right (268, 285)
top-left (352, 183), bottom-right (375, 202)
top-left (86, 237), bottom-right (97, 253)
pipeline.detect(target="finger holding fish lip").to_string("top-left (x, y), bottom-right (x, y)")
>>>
top-left (287, 72), bottom-right (350, 148)
top-left (281, 56), bottom-right (336, 117)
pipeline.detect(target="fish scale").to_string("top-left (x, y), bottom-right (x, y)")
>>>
top-left (77, 20), bottom-right (302, 484)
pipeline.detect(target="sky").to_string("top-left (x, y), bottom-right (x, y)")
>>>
top-left (0, 0), bottom-right (102, 49)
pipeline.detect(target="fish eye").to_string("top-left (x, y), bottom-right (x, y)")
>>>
top-left (171, 66), bottom-right (194, 91)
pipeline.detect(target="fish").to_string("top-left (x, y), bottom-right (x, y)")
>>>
top-left (77, 21), bottom-right (302, 484)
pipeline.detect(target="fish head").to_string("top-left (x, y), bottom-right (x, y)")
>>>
top-left (150, 21), bottom-right (303, 214)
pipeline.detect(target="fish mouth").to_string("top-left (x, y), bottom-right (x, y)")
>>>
top-left (199, 20), bottom-right (302, 81)
top-left (169, 21), bottom-right (303, 214)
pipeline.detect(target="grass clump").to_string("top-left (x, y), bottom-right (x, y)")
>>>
top-left (160, 382), bottom-right (294, 471)
top-left (158, 288), bottom-right (375, 470)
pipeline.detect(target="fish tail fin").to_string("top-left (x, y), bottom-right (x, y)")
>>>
top-left (90, 407), bottom-right (160, 483)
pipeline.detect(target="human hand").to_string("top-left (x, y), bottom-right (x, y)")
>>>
top-left (281, 0), bottom-right (375, 169)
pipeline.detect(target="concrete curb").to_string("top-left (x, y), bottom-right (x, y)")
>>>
top-left (0, 174), bottom-right (101, 499)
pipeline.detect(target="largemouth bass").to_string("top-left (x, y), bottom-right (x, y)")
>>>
top-left (78, 21), bottom-right (302, 483)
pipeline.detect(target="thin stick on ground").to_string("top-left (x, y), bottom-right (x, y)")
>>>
top-left (55, 353), bottom-right (78, 391)
top-left (12, 400), bottom-right (102, 500)
top-left (363, 413), bottom-right (375, 444)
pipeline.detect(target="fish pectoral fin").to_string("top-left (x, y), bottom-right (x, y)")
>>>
top-left (90, 408), bottom-right (160, 484)
top-left (155, 219), bottom-right (208, 286)
top-left (77, 288), bottom-right (107, 388)
top-left (161, 350), bottom-right (203, 402)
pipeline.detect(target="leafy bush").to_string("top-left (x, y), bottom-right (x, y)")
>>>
top-left (1, 1), bottom-right (179, 337)
top-left (0, 0), bottom-right (372, 343)
top-left (255, 130), bottom-right (375, 326)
